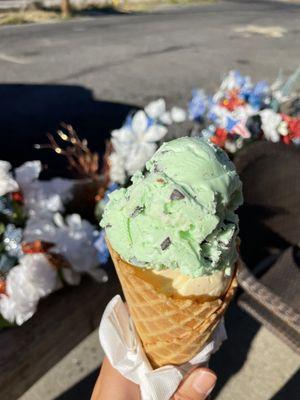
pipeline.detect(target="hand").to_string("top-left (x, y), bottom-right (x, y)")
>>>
top-left (91, 356), bottom-right (217, 400)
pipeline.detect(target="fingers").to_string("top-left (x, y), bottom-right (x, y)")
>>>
top-left (171, 368), bottom-right (217, 400)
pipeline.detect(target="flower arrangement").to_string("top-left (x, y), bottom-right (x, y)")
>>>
top-left (0, 71), bottom-right (298, 327)
top-left (0, 101), bottom-right (186, 327)
top-left (189, 69), bottom-right (300, 153)
top-left (0, 158), bottom-right (107, 326)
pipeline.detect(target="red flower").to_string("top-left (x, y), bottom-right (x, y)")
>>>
top-left (22, 240), bottom-right (55, 254)
top-left (282, 135), bottom-right (291, 145)
top-left (11, 191), bottom-right (24, 204)
top-left (281, 114), bottom-right (300, 144)
top-left (288, 118), bottom-right (300, 138)
top-left (0, 280), bottom-right (6, 295)
top-left (221, 90), bottom-right (245, 112)
top-left (211, 128), bottom-right (228, 147)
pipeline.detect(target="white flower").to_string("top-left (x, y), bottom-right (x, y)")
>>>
top-left (15, 160), bottom-right (41, 186)
top-left (108, 152), bottom-right (126, 185)
top-left (0, 254), bottom-right (57, 325)
top-left (111, 110), bottom-right (167, 176)
top-left (144, 98), bottom-right (167, 119)
top-left (51, 214), bottom-right (99, 273)
top-left (125, 140), bottom-right (157, 176)
top-left (0, 161), bottom-right (19, 196)
top-left (23, 212), bottom-right (99, 274)
top-left (144, 98), bottom-right (186, 125)
top-left (170, 107), bottom-right (187, 123)
top-left (260, 109), bottom-right (282, 142)
top-left (15, 161), bottom-right (74, 218)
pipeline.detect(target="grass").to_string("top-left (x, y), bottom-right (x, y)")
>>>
top-left (0, 9), bottom-right (61, 25)
top-left (0, 0), bottom-right (214, 26)
top-left (121, 0), bottom-right (214, 12)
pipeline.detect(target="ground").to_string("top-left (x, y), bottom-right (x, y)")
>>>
top-left (0, 0), bottom-right (299, 399)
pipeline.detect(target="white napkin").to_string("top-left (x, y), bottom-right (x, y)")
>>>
top-left (99, 295), bottom-right (226, 400)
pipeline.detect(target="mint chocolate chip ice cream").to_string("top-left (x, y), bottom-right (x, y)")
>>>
top-left (101, 137), bottom-right (243, 281)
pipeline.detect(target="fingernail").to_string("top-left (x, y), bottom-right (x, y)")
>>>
top-left (192, 370), bottom-right (217, 396)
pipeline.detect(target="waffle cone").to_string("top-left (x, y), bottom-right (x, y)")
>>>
top-left (107, 240), bottom-right (238, 368)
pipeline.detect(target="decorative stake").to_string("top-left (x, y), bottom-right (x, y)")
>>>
top-left (35, 124), bottom-right (100, 181)
top-left (95, 140), bottom-right (113, 201)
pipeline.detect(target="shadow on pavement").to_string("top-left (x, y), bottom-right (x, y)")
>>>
top-left (270, 370), bottom-right (300, 400)
top-left (210, 300), bottom-right (260, 399)
top-left (54, 368), bottom-right (99, 400)
top-left (0, 84), bottom-right (137, 177)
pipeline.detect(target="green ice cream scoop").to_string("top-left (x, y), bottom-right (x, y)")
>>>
top-left (101, 137), bottom-right (243, 277)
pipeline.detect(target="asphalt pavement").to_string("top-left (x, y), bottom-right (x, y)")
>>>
top-left (0, 0), bottom-right (300, 168)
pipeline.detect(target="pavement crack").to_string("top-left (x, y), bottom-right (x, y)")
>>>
top-left (52, 44), bottom-right (198, 82)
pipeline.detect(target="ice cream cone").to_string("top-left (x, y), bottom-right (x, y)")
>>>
top-left (107, 240), bottom-right (238, 368)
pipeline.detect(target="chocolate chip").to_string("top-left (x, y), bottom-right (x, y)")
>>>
top-left (105, 224), bottom-right (112, 229)
top-left (130, 206), bottom-right (144, 218)
top-left (153, 162), bottom-right (160, 173)
top-left (161, 237), bottom-right (171, 250)
top-left (170, 189), bottom-right (185, 200)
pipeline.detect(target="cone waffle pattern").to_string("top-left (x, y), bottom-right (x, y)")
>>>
top-left (107, 241), bottom-right (238, 368)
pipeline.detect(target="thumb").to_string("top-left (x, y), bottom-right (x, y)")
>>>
top-left (172, 368), bottom-right (217, 400)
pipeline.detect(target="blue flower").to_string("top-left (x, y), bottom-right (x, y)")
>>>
top-left (248, 81), bottom-right (269, 111)
top-left (103, 183), bottom-right (119, 204)
top-left (96, 183), bottom-right (120, 220)
top-left (124, 113), bottom-right (133, 129)
top-left (225, 116), bottom-right (239, 132)
top-left (94, 230), bottom-right (109, 264)
top-left (188, 89), bottom-right (207, 121)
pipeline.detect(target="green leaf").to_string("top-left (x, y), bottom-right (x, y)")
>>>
top-left (0, 314), bottom-right (14, 329)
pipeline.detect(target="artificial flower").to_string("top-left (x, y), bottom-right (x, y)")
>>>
top-left (94, 229), bottom-right (109, 264)
top-left (0, 161), bottom-right (18, 197)
top-left (188, 89), bottom-right (207, 121)
top-left (170, 106), bottom-right (187, 123)
top-left (108, 152), bottom-right (126, 185)
top-left (211, 128), bottom-right (228, 147)
top-left (111, 110), bottom-right (167, 176)
top-left (3, 224), bottom-right (23, 258)
top-left (49, 213), bottom-right (99, 273)
top-left (259, 109), bottom-right (282, 142)
top-left (144, 98), bottom-right (167, 120)
top-left (0, 254), bottom-right (57, 325)
top-left (15, 161), bottom-right (74, 218)
top-left (23, 212), bottom-right (100, 274)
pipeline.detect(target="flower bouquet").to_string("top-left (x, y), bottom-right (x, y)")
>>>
top-left (188, 69), bottom-right (300, 153)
